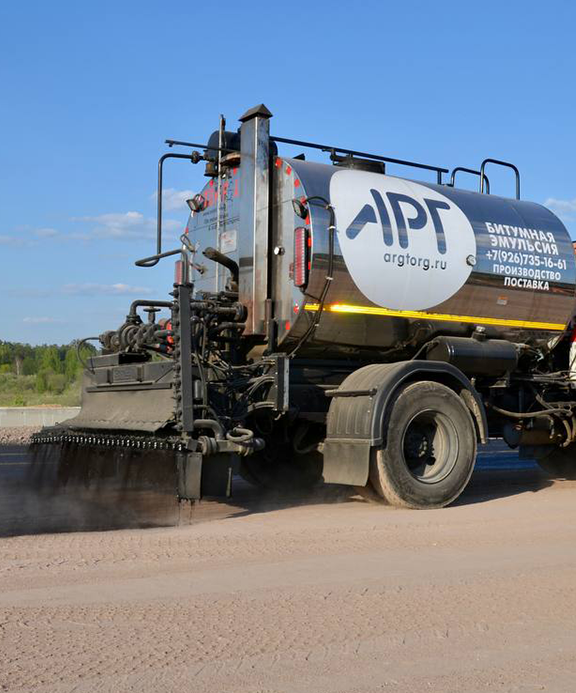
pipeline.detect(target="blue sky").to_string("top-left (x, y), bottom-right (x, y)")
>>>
top-left (1, 0), bottom-right (575, 344)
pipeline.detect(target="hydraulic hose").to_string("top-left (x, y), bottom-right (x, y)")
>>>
top-left (488, 403), bottom-right (573, 419)
top-left (288, 196), bottom-right (336, 358)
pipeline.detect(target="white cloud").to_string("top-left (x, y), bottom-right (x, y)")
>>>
top-left (76, 211), bottom-right (154, 239)
top-left (3, 204), bottom-right (186, 249)
top-left (6, 287), bottom-right (51, 298)
top-left (2, 228), bottom-right (61, 245)
top-left (0, 234), bottom-right (26, 246)
top-left (22, 316), bottom-right (65, 324)
top-left (151, 188), bottom-right (194, 212)
top-left (74, 211), bottom-right (183, 240)
top-left (34, 227), bottom-right (60, 238)
top-left (544, 197), bottom-right (576, 222)
top-left (61, 283), bottom-right (154, 296)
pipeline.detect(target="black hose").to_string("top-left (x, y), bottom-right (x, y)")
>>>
top-left (288, 197), bottom-right (336, 358)
top-left (76, 337), bottom-right (99, 373)
top-left (411, 339), bottom-right (439, 361)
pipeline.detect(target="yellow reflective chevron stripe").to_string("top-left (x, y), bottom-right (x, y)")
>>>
top-left (304, 303), bottom-right (566, 331)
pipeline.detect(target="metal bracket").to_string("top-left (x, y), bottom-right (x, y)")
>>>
top-left (177, 451), bottom-right (202, 500)
top-left (177, 451), bottom-right (239, 500)
top-left (269, 354), bottom-right (289, 412)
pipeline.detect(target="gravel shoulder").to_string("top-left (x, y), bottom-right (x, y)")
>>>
top-left (0, 425), bottom-right (40, 445)
top-left (1, 445), bottom-right (576, 693)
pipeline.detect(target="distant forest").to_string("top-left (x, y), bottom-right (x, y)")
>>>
top-left (0, 340), bottom-right (97, 406)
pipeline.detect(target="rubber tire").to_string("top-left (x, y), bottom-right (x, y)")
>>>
top-left (369, 381), bottom-right (477, 509)
top-left (535, 447), bottom-right (576, 480)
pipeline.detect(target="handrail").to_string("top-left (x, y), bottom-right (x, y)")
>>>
top-left (139, 152), bottom-right (198, 268)
top-left (143, 144), bottom-right (240, 269)
top-left (271, 135), bottom-right (449, 184)
top-left (480, 158), bottom-right (520, 199)
top-left (449, 167), bottom-right (491, 194)
top-left (135, 235), bottom-right (191, 283)
top-left (135, 247), bottom-right (183, 267)
top-left (165, 139), bottom-right (236, 153)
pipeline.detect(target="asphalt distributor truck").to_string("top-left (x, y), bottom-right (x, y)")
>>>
top-left (33, 104), bottom-right (576, 508)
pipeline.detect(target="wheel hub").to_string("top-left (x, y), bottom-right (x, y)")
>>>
top-left (402, 409), bottom-right (459, 484)
top-left (404, 427), bottom-right (432, 460)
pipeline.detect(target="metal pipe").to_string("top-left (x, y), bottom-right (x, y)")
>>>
top-left (165, 139), bottom-right (236, 153)
top-left (135, 247), bottom-right (182, 268)
top-left (449, 167), bottom-right (491, 194)
top-left (135, 152), bottom-right (198, 268)
top-left (156, 153), bottom-right (197, 261)
top-left (271, 135), bottom-right (449, 176)
top-left (215, 115), bottom-right (225, 290)
top-left (488, 403), bottom-right (571, 419)
top-left (202, 246), bottom-right (239, 288)
top-left (211, 322), bottom-right (245, 335)
top-left (128, 300), bottom-right (173, 319)
top-left (193, 419), bottom-right (225, 439)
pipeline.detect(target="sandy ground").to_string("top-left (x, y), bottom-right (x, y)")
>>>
top-left (1, 440), bottom-right (576, 692)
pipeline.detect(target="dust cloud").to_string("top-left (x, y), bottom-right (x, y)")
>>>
top-left (0, 432), bottom-right (181, 536)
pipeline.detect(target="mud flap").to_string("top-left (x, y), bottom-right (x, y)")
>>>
top-left (323, 360), bottom-right (486, 487)
top-left (322, 441), bottom-right (371, 486)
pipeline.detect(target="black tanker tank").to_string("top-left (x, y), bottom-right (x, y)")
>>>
top-left (187, 156), bottom-right (576, 359)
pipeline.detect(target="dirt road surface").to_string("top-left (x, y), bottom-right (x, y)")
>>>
top-left (2, 442), bottom-right (576, 693)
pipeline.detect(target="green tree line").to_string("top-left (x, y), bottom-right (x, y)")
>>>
top-left (0, 340), bottom-right (97, 404)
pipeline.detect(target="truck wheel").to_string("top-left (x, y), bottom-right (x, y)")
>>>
top-left (369, 381), bottom-right (477, 509)
top-left (535, 447), bottom-right (576, 479)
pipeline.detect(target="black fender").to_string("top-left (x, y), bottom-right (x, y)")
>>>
top-left (321, 360), bottom-right (487, 486)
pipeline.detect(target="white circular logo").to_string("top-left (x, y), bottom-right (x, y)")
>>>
top-left (330, 170), bottom-right (477, 310)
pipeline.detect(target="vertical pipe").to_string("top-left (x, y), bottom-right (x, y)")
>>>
top-left (215, 115), bottom-right (225, 292)
top-left (238, 105), bottom-right (273, 336)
